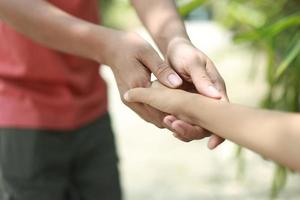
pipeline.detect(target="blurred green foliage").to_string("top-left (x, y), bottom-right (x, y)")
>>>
top-left (98, 0), bottom-right (138, 29)
top-left (207, 0), bottom-right (299, 199)
top-left (98, 0), bottom-right (211, 28)
top-left (177, 0), bottom-right (208, 17)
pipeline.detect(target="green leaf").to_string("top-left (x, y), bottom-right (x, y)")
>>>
top-left (274, 40), bottom-right (300, 80)
top-left (267, 14), bottom-right (300, 38)
top-left (271, 165), bottom-right (288, 199)
top-left (234, 13), bottom-right (300, 43)
top-left (235, 146), bottom-right (246, 180)
top-left (227, 2), bottom-right (267, 28)
top-left (178, 0), bottom-right (207, 17)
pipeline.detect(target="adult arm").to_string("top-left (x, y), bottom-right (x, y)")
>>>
top-left (131, 0), bottom-right (228, 148)
top-left (0, 0), bottom-right (182, 130)
top-left (0, 0), bottom-right (113, 62)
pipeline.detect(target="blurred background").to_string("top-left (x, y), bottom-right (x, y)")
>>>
top-left (98, 0), bottom-right (300, 199)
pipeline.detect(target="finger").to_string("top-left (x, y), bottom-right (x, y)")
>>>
top-left (124, 87), bottom-right (172, 114)
top-left (171, 120), bottom-right (210, 140)
top-left (125, 87), bottom-right (193, 120)
top-left (129, 102), bottom-right (163, 128)
top-left (173, 132), bottom-right (192, 143)
top-left (163, 115), bottom-right (177, 127)
top-left (127, 102), bottom-right (152, 122)
top-left (168, 115), bottom-right (224, 148)
top-left (164, 115), bottom-right (209, 142)
top-left (124, 87), bottom-right (153, 104)
top-left (151, 80), bottom-right (169, 89)
top-left (143, 105), bottom-right (168, 129)
top-left (162, 115), bottom-right (192, 142)
top-left (140, 50), bottom-right (182, 88)
top-left (190, 65), bottom-right (222, 99)
top-left (207, 134), bottom-right (225, 150)
top-left (169, 117), bottom-right (223, 147)
top-left (206, 61), bottom-right (229, 101)
top-left (216, 83), bottom-right (229, 102)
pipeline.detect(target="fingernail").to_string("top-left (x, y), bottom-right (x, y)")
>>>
top-left (123, 92), bottom-right (130, 101)
top-left (221, 96), bottom-right (229, 102)
top-left (163, 118), bottom-right (172, 127)
top-left (168, 74), bottom-right (182, 87)
top-left (207, 137), bottom-right (217, 150)
top-left (207, 86), bottom-right (221, 98)
top-left (207, 142), bottom-right (215, 150)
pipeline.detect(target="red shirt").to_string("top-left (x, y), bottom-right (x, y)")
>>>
top-left (0, 0), bottom-right (108, 130)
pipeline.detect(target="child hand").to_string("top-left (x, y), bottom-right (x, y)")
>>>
top-left (124, 81), bottom-right (217, 147)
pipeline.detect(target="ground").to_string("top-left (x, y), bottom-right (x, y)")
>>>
top-left (101, 21), bottom-right (300, 200)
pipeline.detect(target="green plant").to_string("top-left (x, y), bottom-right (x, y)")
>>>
top-left (98, 0), bottom-right (138, 29)
top-left (179, 0), bottom-right (299, 199)
top-left (237, 14), bottom-right (299, 200)
top-left (177, 0), bottom-right (208, 17)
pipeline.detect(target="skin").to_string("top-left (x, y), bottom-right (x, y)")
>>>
top-left (131, 0), bottom-right (228, 148)
top-left (0, 0), bottom-right (228, 148)
top-left (124, 82), bottom-right (300, 171)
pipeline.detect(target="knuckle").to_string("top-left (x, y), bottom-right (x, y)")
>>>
top-left (155, 63), bottom-right (171, 78)
top-left (155, 123), bottom-right (164, 129)
top-left (128, 75), bottom-right (150, 88)
top-left (188, 63), bottom-right (207, 75)
top-left (209, 76), bottom-right (218, 84)
top-left (184, 133), bottom-right (195, 141)
top-left (206, 59), bottom-right (216, 67)
top-left (219, 76), bottom-right (226, 85)
top-left (196, 73), bottom-right (210, 83)
top-left (181, 138), bottom-right (191, 143)
top-left (136, 110), bottom-right (152, 123)
top-left (189, 52), bottom-right (201, 62)
top-left (136, 43), bottom-right (153, 57)
top-left (188, 53), bottom-right (206, 66)
top-left (128, 79), bottom-right (148, 89)
top-left (123, 99), bottom-right (135, 107)
top-left (120, 95), bottom-right (129, 104)
top-left (143, 118), bottom-right (151, 123)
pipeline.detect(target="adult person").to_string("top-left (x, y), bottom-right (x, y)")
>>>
top-left (0, 0), bottom-right (227, 199)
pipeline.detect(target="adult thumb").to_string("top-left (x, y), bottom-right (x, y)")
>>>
top-left (190, 66), bottom-right (221, 99)
top-left (140, 50), bottom-right (182, 88)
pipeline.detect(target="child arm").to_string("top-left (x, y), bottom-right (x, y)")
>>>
top-left (125, 82), bottom-right (300, 171)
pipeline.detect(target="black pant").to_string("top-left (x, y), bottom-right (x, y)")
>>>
top-left (0, 113), bottom-right (122, 200)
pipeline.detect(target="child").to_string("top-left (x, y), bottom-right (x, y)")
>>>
top-left (124, 81), bottom-right (300, 171)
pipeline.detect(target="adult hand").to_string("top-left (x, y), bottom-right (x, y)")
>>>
top-left (102, 31), bottom-right (204, 136)
top-left (164, 38), bottom-right (229, 149)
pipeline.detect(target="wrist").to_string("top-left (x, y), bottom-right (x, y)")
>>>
top-left (167, 37), bottom-right (192, 51)
top-left (158, 34), bottom-right (191, 55)
top-left (173, 92), bottom-right (204, 125)
top-left (89, 26), bottom-right (123, 66)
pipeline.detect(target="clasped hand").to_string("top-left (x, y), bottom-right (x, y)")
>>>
top-left (104, 32), bottom-right (228, 149)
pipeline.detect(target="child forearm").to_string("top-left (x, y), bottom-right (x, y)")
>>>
top-left (124, 64), bottom-right (300, 170)
top-left (192, 96), bottom-right (300, 170)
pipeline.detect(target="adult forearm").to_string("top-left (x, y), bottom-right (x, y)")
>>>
top-left (0, 0), bottom-right (118, 63)
top-left (192, 96), bottom-right (300, 170)
top-left (131, 0), bottom-right (190, 55)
